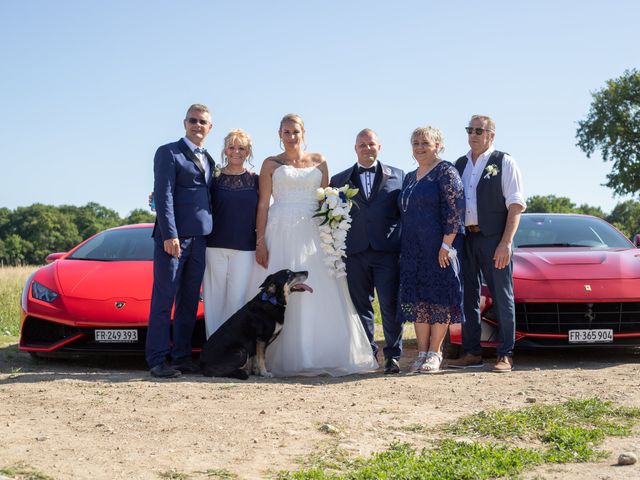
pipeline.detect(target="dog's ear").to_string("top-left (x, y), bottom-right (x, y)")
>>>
top-left (259, 274), bottom-right (274, 291)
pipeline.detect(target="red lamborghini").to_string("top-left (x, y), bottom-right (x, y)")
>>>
top-left (449, 213), bottom-right (640, 350)
top-left (19, 224), bottom-right (206, 355)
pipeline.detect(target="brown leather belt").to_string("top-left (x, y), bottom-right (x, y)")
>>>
top-left (466, 225), bottom-right (481, 233)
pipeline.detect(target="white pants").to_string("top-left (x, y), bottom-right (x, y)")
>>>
top-left (203, 247), bottom-right (256, 338)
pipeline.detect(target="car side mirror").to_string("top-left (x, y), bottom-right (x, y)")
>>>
top-left (634, 234), bottom-right (640, 248)
top-left (45, 252), bottom-right (66, 264)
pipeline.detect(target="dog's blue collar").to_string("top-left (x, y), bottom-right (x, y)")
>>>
top-left (261, 292), bottom-right (280, 305)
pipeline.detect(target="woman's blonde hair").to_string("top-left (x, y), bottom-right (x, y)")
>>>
top-left (278, 113), bottom-right (306, 149)
top-left (411, 126), bottom-right (445, 155)
top-left (221, 128), bottom-right (253, 167)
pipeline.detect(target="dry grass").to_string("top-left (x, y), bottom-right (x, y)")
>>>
top-left (0, 266), bottom-right (37, 339)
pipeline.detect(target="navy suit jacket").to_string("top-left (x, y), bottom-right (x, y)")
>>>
top-left (153, 138), bottom-right (214, 240)
top-left (330, 162), bottom-right (404, 256)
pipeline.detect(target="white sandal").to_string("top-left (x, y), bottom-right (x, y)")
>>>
top-left (420, 351), bottom-right (442, 374)
top-left (409, 352), bottom-right (428, 373)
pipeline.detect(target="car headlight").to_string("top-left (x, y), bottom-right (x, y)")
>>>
top-left (32, 281), bottom-right (59, 303)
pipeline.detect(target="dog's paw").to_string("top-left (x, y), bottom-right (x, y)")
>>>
top-left (259, 370), bottom-right (274, 378)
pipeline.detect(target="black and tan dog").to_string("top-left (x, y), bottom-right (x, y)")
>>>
top-left (200, 269), bottom-right (312, 379)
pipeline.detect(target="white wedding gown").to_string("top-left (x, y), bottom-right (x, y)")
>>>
top-left (251, 165), bottom-right (378, 377)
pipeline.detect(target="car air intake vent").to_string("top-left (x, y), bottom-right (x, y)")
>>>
top-left (515, 302), bottom-right (640, 334)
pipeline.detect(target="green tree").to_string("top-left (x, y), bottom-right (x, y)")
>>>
top-left (606, 199), bottom-right (640, 238)
top-left (576, 69), bottom-right (640, 196)
top-left (124, 208), bottom-right (156, 225)
top-left (1, 234), bottom-right (32, 265)
top-left (575, 204), bottom-right (605, 218)
top-left (60, 202), bottom-right (121, 238)
top-left (9, 204), bottom-right (81, 264)
top-left (526, 195), bottom-right (577, 213)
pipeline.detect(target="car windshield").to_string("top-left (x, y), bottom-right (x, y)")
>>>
top-left (68, 227), bottom-right (154, 261)
top-left (514, 215), bottom-right (633, 249)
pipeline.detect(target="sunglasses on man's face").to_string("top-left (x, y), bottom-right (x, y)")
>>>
top-left (465, 127), bottom-right (492, 135)
top-left (186, 117), bottom-right (210, 126)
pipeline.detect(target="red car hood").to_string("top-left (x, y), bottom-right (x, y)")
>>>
top-left (54, 260), bottom-right (152, 300)
top-left (514, 248), bottom-right (640, 281)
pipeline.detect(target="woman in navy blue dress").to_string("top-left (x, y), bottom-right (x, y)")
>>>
top-left (399, 127), bottom-right (465, 373)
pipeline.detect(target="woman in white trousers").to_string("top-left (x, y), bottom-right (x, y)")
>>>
top-left (202, 129), bottom-right (259, 338)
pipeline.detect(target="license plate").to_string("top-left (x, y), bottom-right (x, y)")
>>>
top-left (568, 329), bottom-right (613, 344)
top-left (94, 329), bottom-right (138, 343)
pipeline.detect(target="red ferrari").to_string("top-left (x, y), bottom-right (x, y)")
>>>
top-left (19, 224), bottom-right (206, 355)
top-left (449, 213), bottom-right (640, 350)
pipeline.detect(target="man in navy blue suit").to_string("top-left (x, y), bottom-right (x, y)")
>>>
top-left (330, 129), bottom-right (405, 373)
top-left (146, 104), bottom-right (215, 378)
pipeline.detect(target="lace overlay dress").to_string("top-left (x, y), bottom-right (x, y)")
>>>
top-left (398, 161), bottom-right (465, 324)
top-left (249, 165), bottom-right (378, 377)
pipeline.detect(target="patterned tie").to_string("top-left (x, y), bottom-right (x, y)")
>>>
top-left (193, 148), bottom-right (209, 180)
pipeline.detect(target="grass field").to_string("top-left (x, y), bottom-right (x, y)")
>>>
top-left (0, 266), bottom-right (35, 340)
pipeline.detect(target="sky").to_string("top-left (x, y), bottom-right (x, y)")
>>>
top-left (2, 1), bottom-right (639, 217)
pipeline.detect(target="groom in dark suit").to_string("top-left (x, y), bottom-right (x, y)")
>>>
top-left (146, 104), bottom-right (215, 378)
top-left (330, 129), bottom-right (405, 373)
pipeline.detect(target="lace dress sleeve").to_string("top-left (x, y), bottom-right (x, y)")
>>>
top-left (439, 163), bottom-right (465, 235)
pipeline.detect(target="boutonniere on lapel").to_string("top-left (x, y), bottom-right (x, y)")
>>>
top-left (483, 164), bottom-right (499, 179)
top-left (213, 166), bottom-right (222, 178)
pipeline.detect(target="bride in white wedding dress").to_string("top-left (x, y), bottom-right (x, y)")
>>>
top-left (253, 114), bottom-right (378, 377)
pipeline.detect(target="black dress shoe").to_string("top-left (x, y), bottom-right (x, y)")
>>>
top-left (172, 359), bottom-right (200, 374)
top-left (150, 362), bottom-right (181, 378)
top-left (384, 358), bottom-right (400, 374)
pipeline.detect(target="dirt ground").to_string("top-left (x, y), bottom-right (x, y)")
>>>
top-left (1, 343), bottom-right (639, 480)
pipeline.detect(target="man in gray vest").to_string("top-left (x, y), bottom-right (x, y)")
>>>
top-left (448, 115), bottom-right (526, 373)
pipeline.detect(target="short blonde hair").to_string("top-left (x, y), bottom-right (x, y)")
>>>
top-left (470, 114), bottom-right (495, 132)
top-left (221, 129), bottom-right (254, 166)
top-left (411, 126), bottom-right (445, 155)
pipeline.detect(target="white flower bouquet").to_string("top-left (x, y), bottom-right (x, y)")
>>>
top-left (313, 185), bottom-right (359, 277)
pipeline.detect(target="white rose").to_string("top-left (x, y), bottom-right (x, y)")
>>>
top-left (332, 206), bottom-right (346, 217)
top-left (325, 188), bottom-right (338, 197)
top-left (338, 220), bottom-right (350, 230)
top-left (333, 229), bottom-right (347, 243)
top-left (326, 196), bottom-right (339, 209)
top-left (316, 188), bottom-right (326, 201)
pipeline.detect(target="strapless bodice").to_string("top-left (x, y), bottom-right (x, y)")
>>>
top-left (270, 165), bottom-right (322, 218)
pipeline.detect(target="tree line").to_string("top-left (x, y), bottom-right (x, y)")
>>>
top-left (0, 203), bottom-right (155, 266)
top-left (0, 197), bottom-right (639, 266)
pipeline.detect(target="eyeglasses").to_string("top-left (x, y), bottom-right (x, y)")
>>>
top-left (186, 117), bottom-right (210, 126)
top-left (465, 127), bottom-right (492, 135)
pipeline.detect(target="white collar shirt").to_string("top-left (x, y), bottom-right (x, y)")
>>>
top-left (357, 160), bottom-right (378, 198)
top-left (183, 136), bottom-right (210, 182)
top-left (460, 145), bottom-right (526, 226)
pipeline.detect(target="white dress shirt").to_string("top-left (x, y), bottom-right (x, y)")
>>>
top-left (357, 160), bottom-right (378, 198)
top-left (183, 136), bottom-right (210, 182)
top-left (460, 145), bottom-right (526, 226)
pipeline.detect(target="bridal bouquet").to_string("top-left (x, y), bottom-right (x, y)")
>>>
top-left (314, 185), bottom-right (359, 277)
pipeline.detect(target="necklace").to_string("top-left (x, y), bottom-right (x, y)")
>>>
top-left (401, 162), bottom-right (440, 213)
top-left (400, 174), bottom-right (419, 213)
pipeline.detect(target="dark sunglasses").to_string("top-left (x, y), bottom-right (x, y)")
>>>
top-left (465, 127), bottom-right (492, 135)
top-left (186, 117), bottom-right (210, 126)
